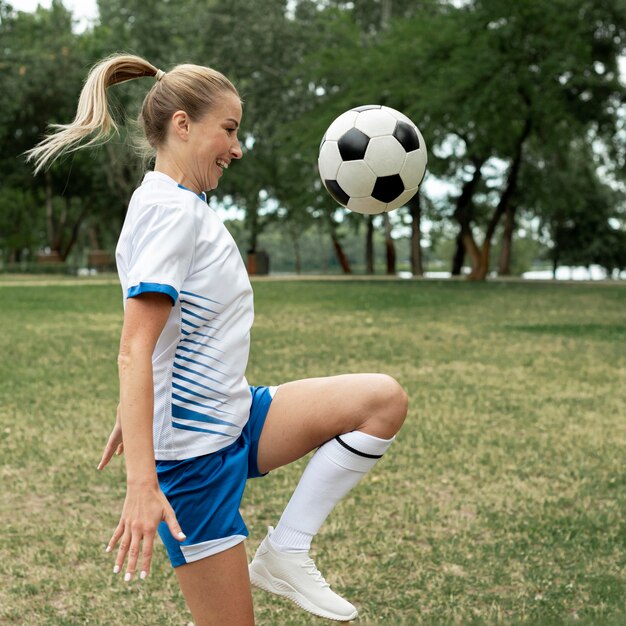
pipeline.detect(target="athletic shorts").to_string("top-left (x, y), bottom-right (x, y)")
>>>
top-left (156, 385), bottom-right (275, 568)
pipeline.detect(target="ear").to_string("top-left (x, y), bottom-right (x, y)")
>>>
top-left (171, 110), bottom-right (191, 141)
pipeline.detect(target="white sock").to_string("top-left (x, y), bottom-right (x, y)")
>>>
top-left (270, 431), bottom-right (395, 553)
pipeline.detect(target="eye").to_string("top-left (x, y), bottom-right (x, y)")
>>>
top-left (226, 127), bottom-right (237, 135)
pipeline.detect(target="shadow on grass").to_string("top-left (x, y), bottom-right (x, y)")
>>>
top-left (507, 323), bottom-right (626, 341)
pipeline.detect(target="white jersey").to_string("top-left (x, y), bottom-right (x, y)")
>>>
top-left (115, 171), bottom-right (254, 461)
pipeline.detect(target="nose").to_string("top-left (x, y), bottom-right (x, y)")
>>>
top-left (231, 138), bottom-right (243, 160)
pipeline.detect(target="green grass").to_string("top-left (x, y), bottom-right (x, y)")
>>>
top-left (1, 278), bottom-right (625, 625)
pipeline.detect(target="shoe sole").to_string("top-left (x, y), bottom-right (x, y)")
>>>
top-left (249, 562), bottom-right (358, 622)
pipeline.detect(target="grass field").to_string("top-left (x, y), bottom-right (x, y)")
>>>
top-left (0, 277), bottom-right (624, 625)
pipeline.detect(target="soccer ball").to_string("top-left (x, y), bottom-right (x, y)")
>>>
top-left (318, 105), bottom-right (427, 214)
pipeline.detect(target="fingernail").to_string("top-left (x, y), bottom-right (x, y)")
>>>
top-left (113, 565), bottom-right (120, 574)
top-left (124, 572), bottom-right (132, 582)
top-left (105, 546), bottom-right (111, 553)
top-left (140, 571), bottom-right (147, 580)
top-left (178, 532), bottom-right (186, 539)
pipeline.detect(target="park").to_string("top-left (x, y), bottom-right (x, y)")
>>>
top-left (1, 1), bottom-right (625, 625)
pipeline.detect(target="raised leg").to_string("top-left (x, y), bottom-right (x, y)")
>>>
top-left (250, 373), bottom-right (408, 621)
top-left (256, 373), bottom-right (408, 474)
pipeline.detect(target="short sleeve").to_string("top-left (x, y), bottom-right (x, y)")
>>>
top-left (126, 204), bottom-right (196, 304)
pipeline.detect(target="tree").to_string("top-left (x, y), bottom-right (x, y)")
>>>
top-left (0, 0), bottom-right (109, 262)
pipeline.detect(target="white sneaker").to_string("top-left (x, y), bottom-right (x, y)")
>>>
top-left (249, 527), bottom-right (358, 622)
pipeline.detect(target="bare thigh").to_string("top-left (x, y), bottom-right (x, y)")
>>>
top-left (257, 373), bottom-right (407, 474)
top-left (174, 542), bottom-right (254, 626)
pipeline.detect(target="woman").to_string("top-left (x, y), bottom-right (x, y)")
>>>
top-left (27, 54), bottom-right (408, 626)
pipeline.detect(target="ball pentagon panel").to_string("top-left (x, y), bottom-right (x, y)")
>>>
top-left (372, 174), bottom-right (405, 203)
top-left (337, 127), bottom-right (370, 161)
top-left (393, 121), bottom-right (420, 152)
top-left (364, 135), bottom-right (407, 177)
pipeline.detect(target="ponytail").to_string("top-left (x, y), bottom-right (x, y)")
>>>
top-left (26, 53), bottom-right (239, 175)
top-left (25, 54), bottom-right (161, 174)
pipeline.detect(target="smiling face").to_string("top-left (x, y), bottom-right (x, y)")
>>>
top-left (166, 91), bottom-right (243, 194)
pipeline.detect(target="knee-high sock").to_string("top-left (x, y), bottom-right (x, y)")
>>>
top-left (269, 430), bottom-right (395, 553)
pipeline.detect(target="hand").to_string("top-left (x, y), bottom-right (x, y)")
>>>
top-left (106, 483), bottom-right (186, 581)
top-left (97, 404), bottom-right (123, 470)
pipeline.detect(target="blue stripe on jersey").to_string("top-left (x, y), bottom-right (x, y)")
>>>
top-left (173, 362), bottom-right (224, 386)
top-left (181, 338), bottom-right (225, 353)
top-left (177, 345), bottom-right (224, 364)
top-left (180, 290), bottom-right (223, 305)
top-left (171, 400), bottom-right (237, 427)
top-left (175, 354), bottom-right (225, 376)
top-left (172, 372), bottom-right (230, 399)
top-left (128, 282), bottom-right (178, 303)
top-left (172, 392), bottom-right (235, 417)
top-left (182, 318), bottom-right (200, 329)
top-left (181, 306), bottom-right (219, 319)
top-left (182, 329), bottom-right (222, 340)
top-left (172, 382), bottom-right (229, 406)
top-left (172, 421), bottom-right (235, 437)
top-left (180, 299), bottom-right (222, 315)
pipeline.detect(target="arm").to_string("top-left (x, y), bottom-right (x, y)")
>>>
top-left (106, 292), bottom-right (185, 581)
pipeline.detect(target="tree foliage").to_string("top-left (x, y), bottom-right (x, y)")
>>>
top-left (0, 0), bottom-right (624, 278)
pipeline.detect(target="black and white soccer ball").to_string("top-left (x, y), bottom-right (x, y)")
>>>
top-left (318, 105), bottom-right (427, 214)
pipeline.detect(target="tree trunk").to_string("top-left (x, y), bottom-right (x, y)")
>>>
top-left (383, 213), bottom-right (396, 275)
top-left (451, 233), bottom-right (465, 276)
top-left (461, 226), bottom-right (481, 276)
top-left (498, 204), bottom-right (516, 276)
top-left (469, 116), bottom-right (532, 281)
top-left (326, 210), bottom-right (351, 273)
top-left (366, 215), bottom-right (374, 274)
top-left (331, 230), bottom-right (352, 274)
top-left (453, 157), bottom-right (485, 275)
top-left (61, 204), bottom-right (88, 262)
top-left (408, 195), bottom-right (423, 276)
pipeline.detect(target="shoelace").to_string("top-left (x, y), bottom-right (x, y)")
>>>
top-left (300, 558), bottom-right (330, 588)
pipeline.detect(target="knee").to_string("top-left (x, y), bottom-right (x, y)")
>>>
top-left (367, 374), bottom-right (408, 437)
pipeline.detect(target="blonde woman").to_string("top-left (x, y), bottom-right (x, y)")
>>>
top-left (27, 54), bottom-right (407, 626)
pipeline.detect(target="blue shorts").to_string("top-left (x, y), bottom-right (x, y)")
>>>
top-left (156, 385), bottom-right (274, 568)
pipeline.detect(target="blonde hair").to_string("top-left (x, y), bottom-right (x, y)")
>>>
top-left (26, 53), bottom-right (239, 174)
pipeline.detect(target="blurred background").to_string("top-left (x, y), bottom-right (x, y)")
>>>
top-left (1, 0), bottom-right (625, 280)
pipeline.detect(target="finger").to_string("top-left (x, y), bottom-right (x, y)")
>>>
top-left (98, 431), bottom-right (121, 470)
top-left (124, 528), bottom-right (142, 582)
top-left (106, 521), bottom-right (124, 555)
top-left (115, 442), bottom-right (124, 456)
top-left (164, 507), bottom-right (186, 542)
top-left (97, 442), bottom-right (116, 470)
top-left (114, 527), bottom-right (132, 576)
top-left (139, 532), bottom-right (155, 580)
